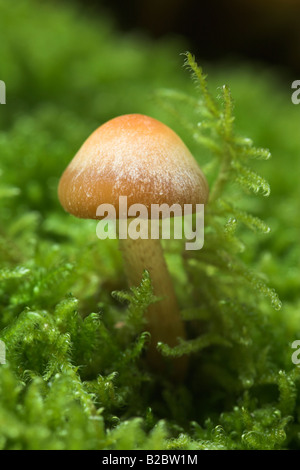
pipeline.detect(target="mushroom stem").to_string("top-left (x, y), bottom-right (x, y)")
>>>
top-left (119, 232), bottom-right (187, 377)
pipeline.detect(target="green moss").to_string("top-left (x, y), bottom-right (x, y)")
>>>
top-left (0, 0), bottom-right (299, 450)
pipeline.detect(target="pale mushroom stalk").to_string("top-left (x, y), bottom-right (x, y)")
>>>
top-left (119, 232), bottom-right (185, 370)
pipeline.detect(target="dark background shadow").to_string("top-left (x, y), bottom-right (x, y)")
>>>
top-left (72, 0), bottom-right (300, 76)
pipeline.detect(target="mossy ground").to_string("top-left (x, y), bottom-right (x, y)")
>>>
top-left (0, 0), bottom-right (299, 450)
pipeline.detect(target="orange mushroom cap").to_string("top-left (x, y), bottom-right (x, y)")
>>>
top-left (58, 114), bottom-right (209, 219)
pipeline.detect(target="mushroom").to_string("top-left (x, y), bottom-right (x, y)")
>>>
top-left (58, 114), bottom-right (209, 377)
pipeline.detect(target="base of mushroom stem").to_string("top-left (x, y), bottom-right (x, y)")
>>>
top-left (119, 230), bottom-right (188, 379)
